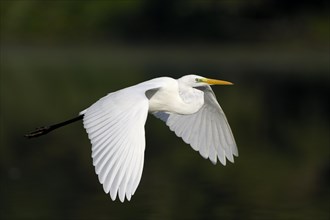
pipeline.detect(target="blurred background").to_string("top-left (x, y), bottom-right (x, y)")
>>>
top-left (1, 0), bottom-right (329, 219)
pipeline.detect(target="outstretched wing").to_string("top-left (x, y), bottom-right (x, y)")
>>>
top-left (81, 87), bottom-right (154, 202)
top-left (154, 85), bottom-right (238, 165)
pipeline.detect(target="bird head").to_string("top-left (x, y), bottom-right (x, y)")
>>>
top-left (179, 74), bottom-right (233, 87)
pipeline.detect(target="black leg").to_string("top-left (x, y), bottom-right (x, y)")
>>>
top-left (25, 114), bottom-right (84, 138)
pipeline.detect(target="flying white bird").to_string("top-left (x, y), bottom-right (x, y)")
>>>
top-left (26, 75), bottom-right (238, 202)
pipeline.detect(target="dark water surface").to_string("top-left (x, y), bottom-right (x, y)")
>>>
top-left (1, 44), bottom-right (329, 220)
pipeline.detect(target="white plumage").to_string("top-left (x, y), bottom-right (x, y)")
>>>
top-left (80, 75), bottom-right (238, 202)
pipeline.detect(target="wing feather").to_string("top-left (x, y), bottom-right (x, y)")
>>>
top-left (98, 134), bottom-right (128, 184)
top-left (118, 138), bottom-right (137, 201)
top-left (154, 85), bottom-right (237, 165)
top-left (82, 84), bottom-right (158, 202)
top-left (91, 114), bottom-right (128, 150)
top-left (92, 119), bottom-right (130, 167)
top-left (205, 112), bottom-right (217, 164)
top-left (212, 118), bottom-right (227, 165)
top-left (198, 108), bottom-right (208, 158)
top-left (109, 136), bottom-right (131, 200)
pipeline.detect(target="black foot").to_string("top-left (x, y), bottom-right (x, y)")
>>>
top-left (25, 114), bottom-right (83, 139)
top-left (25, 126), bottom-right (53, 138)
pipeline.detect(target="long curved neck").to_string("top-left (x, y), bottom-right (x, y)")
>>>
top-left (176, 85), bottom-right (204, 114)
top-left (148, 84), bottom-right (204, 115)
top-left (149, 84), bottom-right (204, 115)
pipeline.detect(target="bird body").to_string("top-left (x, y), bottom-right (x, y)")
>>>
top-left (26, 75), bottom-right (238, 202)
top-left (79, 75), bottom-right (237, 202)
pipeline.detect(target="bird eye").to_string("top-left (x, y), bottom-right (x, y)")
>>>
top-left (195, 78), bottom-right (201, 83)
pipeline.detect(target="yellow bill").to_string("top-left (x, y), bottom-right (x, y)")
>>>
top-left (203, 78), bottom-right (234, 85)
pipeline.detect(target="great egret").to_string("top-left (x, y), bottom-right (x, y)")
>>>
top-left (26, 75), bottom-right (238, 202)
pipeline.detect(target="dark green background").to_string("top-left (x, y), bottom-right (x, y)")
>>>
top-left (1, 1), bottom-right (329, 219)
